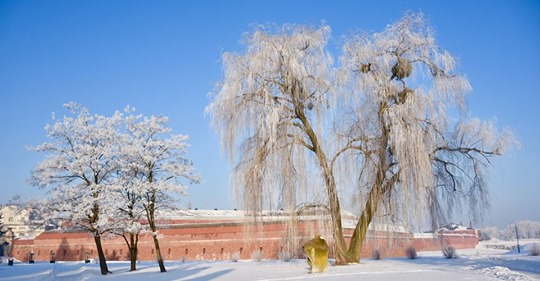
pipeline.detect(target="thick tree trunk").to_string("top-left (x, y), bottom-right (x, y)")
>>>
top-left (348, 184), bottom-right (384, 259)
top-left (152, 234), bottom-right (166, 272)
top-left (129, 247), bottom-right (138, 271)
top-left (324, 170), bottom-right (359, 265)
top-left (93, 233), bottom-right (111, 275)
top-left (348, 109), bottom-right (393, 261)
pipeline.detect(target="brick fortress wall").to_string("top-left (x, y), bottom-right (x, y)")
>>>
top-left (9, 214), bottom-right (479, 262)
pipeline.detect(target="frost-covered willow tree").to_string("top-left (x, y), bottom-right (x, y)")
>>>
top-left (118, 108), bottom-right (200, 272)
top-left (207, 23), bottom-right (356, 263)
top-left (207, 14), bottom-right (515, 265)
top-left (336, 13), bottom-right (515, 263)
top-left (28, 102), bottom-right (121, 275)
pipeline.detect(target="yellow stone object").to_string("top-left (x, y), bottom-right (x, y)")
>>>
top-left (304, 235), bottom-right (329, 273)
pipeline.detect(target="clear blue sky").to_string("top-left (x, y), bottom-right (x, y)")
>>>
top-left (1, 0), bottom-right (538, 228)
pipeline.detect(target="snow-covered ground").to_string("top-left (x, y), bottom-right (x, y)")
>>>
top-left (1, 241), bottom-right (539, 281)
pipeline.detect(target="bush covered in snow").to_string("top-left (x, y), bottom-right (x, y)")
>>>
top-left (278, 250), bottom-right (293, 262)
top-left (231, 252), bottom-right (240, 262)
top-left (371, 249), bottom-right (383, 260)
top-left (442, 246), bottom-right (457, 259)
top-left (251, 250), bottom-right (264, 262)
top-left (405, 246), bottom-right (418, 259)
top-left (528, 243), bottom-right (540, 256)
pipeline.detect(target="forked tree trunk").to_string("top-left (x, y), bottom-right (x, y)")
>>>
top-left (301, 103), bottom-right (393, 265)
top-left (321, 161), bottom-right (359, 265)
top-left (297, 107), bottom-right (358, 264)
top-left (93, 233), bottom-right (111, 275)
top-left (122, 232), bottom-right (139, 271)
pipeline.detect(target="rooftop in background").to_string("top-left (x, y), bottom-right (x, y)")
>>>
top-left (158, 209), bottom-right (412, 233)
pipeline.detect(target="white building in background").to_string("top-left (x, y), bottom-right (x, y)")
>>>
top-left (0, 205), bottom-right (36, 238)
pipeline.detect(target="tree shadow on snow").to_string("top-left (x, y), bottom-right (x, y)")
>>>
top-left (162, 264), bottom-right (235, 281)
top-left (180, 269), bottom-right (235, 281)
top-left (392, 254), bottom-right (540, 276)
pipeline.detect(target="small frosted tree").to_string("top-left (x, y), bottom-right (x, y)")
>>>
top-left (28, 102), bottom-right (121, 275)
top-left (109, 172), bottom-right (146, 271)
top-left (118, 108), bottom-right (200, 272)
top-left (207, 14), bottom-right (515, 265)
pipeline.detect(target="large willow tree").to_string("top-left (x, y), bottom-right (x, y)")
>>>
top-left (207, 14), bottom-right (515, 264)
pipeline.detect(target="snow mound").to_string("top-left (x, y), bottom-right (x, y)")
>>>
top-left (480, 266), bottom-right (536, 281)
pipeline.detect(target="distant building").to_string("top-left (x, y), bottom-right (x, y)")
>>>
top-left (0, 205), bottom-right (43, 239)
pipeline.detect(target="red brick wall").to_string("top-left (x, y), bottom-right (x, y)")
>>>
top-left (412, 231), bottom-right (480, 252)
top-left (10, 222), bottom-right (479, 262)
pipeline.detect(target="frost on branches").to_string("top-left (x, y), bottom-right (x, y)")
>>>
top-left (28, 102), bottom-right (120, 275)
top-left (115, 107), bottom-right (200, 272)
top-left (207, 13), bottom-right (516, 265)
top-left (28, 103), bottom-right (199, 273)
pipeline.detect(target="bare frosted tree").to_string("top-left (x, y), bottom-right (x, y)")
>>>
top-left (338, 13), bottom-right (516, 263)
top-left (29, 104), bottom-right (199, 272)
top-left (118, 108), bottom-right (200, 272)
top-left (207, 23), bottom-right (337, 255)
top-left (28, 102), bottom-right (121, 275)
top-left (208, 13), bottom-right (516, 265)
top-left (109, 167), bottom-right (146, 271)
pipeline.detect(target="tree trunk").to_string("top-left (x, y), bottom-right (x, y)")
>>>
top-left (152, 234), bottom-right (166, 272)
top-left (296, 106), bottom-right (357, 265)
top-left (146, 185), bottom-right (166, 273)
top-left (93, 233), bottom-right (111, 275)
top-left (324, 170), bottom-right (358, 265)
top-left (126, 232), bottom-right (139, 271)
top-left (348, 110), bottom-right (393, 262)
top-left (129, 247), bottom-right (138, 271)
top-left (348, 183), bottom-right (385, 259)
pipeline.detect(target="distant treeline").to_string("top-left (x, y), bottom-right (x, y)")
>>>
top-left (481, 221), bottom-right (540, 240)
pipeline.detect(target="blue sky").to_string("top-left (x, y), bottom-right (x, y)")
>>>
top-left (0, 0), bottom-right (538, 228)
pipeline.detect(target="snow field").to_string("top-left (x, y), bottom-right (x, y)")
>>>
top-left (1, 242), bottom-right (539, 281)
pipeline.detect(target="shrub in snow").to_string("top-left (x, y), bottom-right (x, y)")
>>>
top-left (442, 246), bottom-right (458, 259)
top-left (251, 250), bottom-right (264, 262)
top-left (231, 252), bottom-right (240, 262)
top-left (278, 250), bottom-right (292, 262)
top-left (405, 246), bottom-right (418, 259)
top-left (529, 243), bottom-right (540, 256)
top-left (371, 249), bottom-right (383, 260)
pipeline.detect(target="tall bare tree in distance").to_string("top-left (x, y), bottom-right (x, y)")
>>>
top-left (207, 13), bottom-right (516, 265)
